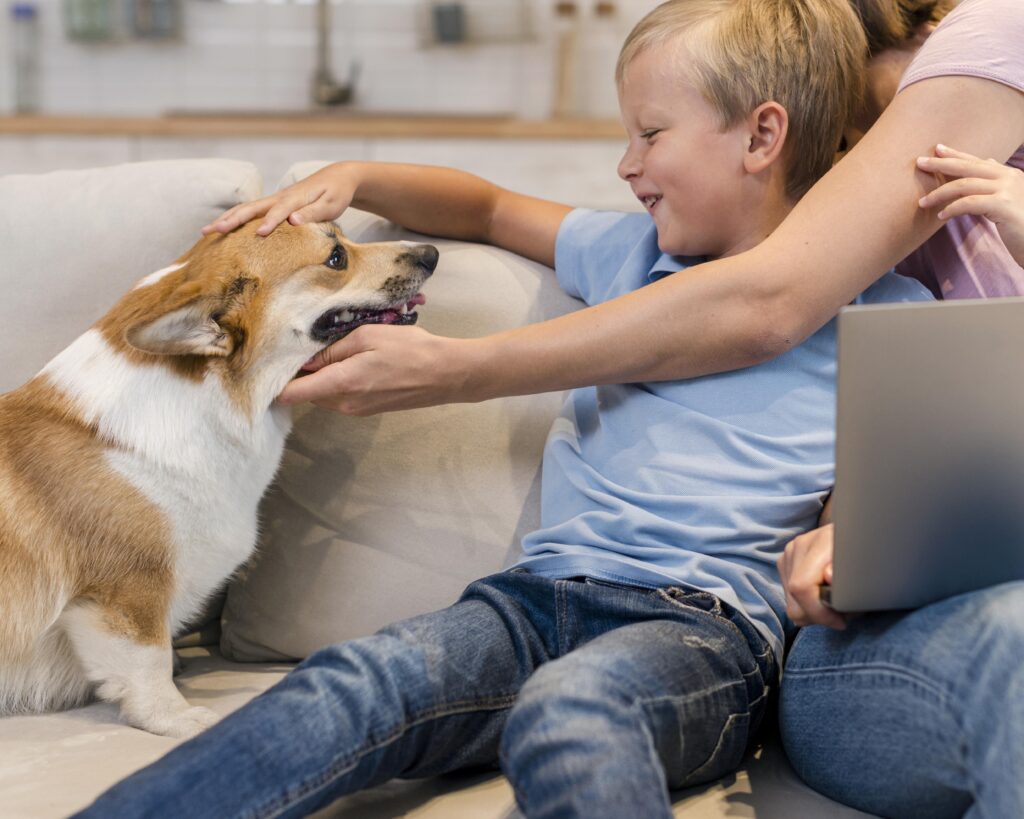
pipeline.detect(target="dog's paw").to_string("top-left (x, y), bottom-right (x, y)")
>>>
top-left (136, 705), bottom-right (220, 739)
top-left (165, 705), bottom-right (220, 739)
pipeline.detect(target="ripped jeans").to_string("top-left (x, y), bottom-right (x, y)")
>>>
top-left (75, 568), bottom-right (776, 819)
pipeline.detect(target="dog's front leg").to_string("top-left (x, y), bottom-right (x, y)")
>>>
top-left (61, 598), bottom-right (219, 739)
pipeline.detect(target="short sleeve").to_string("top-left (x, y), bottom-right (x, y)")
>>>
top-left (855, 270), bottom-right (935, 306)
top-left (554, 209), bottom-right (655, 305)
top-left (898, 0), bottom-right (1024, 96)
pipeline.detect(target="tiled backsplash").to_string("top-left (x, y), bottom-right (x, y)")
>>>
top-left (0, 0), bottom-right (660, 117)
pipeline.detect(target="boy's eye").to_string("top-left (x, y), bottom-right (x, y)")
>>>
top-left (640, 129), bottom-right (661, 141)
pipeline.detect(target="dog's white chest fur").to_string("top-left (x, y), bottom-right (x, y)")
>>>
top-left (42, 329), bottom-right (290, 631)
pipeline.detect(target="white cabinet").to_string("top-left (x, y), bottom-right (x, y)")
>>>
top-left (0, 133), bottom-right (640, 211)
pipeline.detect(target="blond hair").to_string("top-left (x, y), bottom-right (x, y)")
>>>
top-left (616, 0), bottom-right (868, 201)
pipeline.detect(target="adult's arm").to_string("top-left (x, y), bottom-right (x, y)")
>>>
top-left (283, 76), bottom-right (1024, 415)
top-left (465, 76), bottom-right (1024, 395)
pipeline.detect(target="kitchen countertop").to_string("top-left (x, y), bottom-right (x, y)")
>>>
top-left (0, 113), bottom-right (626, 140)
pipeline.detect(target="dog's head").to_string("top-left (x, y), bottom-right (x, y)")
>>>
top-left (99, 220), bottom-right (437, 400)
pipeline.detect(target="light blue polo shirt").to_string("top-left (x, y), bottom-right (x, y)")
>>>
top-left (513, 209), bottom-right (933, 660)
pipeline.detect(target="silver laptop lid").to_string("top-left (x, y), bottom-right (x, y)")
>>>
top-left (831, 297), bottom-right (1024, 612)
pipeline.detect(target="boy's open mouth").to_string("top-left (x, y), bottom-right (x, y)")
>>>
top-left (311, 293), bottom-right (426, 343)
top-left (640, 195), bottom-right (662, 211)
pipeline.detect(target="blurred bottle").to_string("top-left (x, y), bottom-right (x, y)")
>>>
top-left (10, 2), bottom-right (40, 114)
top-left (552, 1), bottom-right (578, 118)
top-left (62, 0), bottom-right (114, 42)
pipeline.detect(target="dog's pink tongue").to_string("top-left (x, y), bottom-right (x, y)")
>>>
top-left (407, 293), bottom-right (426, 309)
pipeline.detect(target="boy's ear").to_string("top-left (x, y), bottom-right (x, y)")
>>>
top-left (742, 101), bottom-right (789, 175)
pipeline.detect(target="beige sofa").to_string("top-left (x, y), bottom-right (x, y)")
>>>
top-left (0, 159), bottom-right (875, 818)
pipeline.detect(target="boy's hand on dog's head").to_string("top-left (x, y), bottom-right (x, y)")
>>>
top-left (202, 163), bottom-right (356, 237)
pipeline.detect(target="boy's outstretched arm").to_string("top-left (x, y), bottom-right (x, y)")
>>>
top-left (203, 161), bottom-right (570, 268)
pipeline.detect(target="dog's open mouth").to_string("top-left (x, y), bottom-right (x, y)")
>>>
top-left (311, 293), bottom-right (426, 343)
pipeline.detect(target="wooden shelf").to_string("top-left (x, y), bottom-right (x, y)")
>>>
top-left (0, 114), bottom-right (625, 140)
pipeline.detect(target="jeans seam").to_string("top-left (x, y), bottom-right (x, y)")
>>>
top-left (256, 694), bottom-right (519, 819)
top-left (783, 661), bottom-right (953, 706)
top-left (684, 709), bottom-right (751, 783)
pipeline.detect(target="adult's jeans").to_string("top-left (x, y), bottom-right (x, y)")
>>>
top-left (780, 580), bottom-right (1024, 819)
top-left (75, 569), bottom-right (775, 819)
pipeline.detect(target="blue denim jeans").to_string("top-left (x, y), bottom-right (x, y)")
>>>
top-left (780, 580), bottom-right (1024, 819)
top-left (75, 569), bottom-right (775, 819)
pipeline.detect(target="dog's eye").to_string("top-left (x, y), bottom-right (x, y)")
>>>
top-left (325, 246), bottom-right (347, 270)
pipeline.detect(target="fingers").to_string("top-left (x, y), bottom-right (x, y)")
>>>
top-left (779, 526), bottom-right (847, 630)
top-left (916, 154), bottom-right (1003, 183)
top-left (202, 199), bottom-right (274, 235)
top-left (202, 177), bottom-right (344, 237)
top-left (277, 368), bottom-right (341, 406)
top-left (919, 178), bottom-right (998, 215)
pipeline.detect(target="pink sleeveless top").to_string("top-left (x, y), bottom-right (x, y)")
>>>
top-left (895, 0), bottom-right (1024, 299)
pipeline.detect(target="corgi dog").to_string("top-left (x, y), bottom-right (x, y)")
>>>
top-left (0, 220), bottom-right (437, 738)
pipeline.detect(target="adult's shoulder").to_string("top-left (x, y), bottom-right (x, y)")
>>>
top-left (899, 0), bottom-right (1024, 96)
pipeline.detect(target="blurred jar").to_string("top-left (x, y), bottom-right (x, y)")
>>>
top-left (129, 0), bottom-right (180, 40)
top-left (10, 1), bottom-right (40, 113)
top-left (62, 0), bottom-right (114, 42)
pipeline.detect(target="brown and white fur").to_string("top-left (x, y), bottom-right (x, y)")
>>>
top-left (0, 220), bottom-right (436, 738)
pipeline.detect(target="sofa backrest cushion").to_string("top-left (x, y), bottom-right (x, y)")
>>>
top-left (0, 159), bottom-right (262, 393)
top-left (219, 162), bottom-right (581, 661)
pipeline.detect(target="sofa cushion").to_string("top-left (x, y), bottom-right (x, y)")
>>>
top-left (0, 159), bottom-right (262, 393)
top-left (220, 198), bottom-right (582, 660)
top-left (0, 649), bottom-right (876, 819)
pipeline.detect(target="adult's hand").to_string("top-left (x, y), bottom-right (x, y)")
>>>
top-left (202, 162), bottom-right (356, 237)
top-left (277, 324), bottom-right (482, 415)
top-left (778, 523), bottom-right (849, 630)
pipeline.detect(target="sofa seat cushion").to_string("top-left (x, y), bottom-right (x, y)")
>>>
top-left (0, 649), bottom-right (876, 818)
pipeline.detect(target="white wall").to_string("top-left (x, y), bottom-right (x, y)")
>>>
top-left (1, 0), bottom-right (662, 118)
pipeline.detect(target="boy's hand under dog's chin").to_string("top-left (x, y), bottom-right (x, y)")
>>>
top-left (277, 325), bottom-right (481, 416)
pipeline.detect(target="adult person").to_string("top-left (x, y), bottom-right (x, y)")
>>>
top-left (775, 2), bottom-right (1024, 816)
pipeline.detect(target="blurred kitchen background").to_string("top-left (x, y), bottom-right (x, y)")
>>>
top-left (0, 0), bottom-right (663, 208)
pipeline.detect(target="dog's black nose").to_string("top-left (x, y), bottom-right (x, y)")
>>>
top-left (416, 245), bottom-right (439, 274)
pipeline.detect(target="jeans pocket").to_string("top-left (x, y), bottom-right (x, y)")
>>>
top-left (675, 710), bottom-right (752, 789)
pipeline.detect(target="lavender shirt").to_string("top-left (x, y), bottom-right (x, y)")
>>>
top-left (895, 0), bottom-right (1024, 299)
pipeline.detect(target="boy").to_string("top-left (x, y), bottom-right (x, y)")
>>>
top-left (76, 1), bottom-right (931, 817)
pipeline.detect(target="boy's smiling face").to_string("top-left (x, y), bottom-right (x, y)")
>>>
top-left (617, 40), bottom-right (761, 259)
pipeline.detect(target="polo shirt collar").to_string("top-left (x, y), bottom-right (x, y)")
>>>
top-left (647, 252), bottom-right (706, 283)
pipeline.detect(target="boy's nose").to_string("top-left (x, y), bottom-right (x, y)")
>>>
top-left (617, 148), bottom-right (640, 181)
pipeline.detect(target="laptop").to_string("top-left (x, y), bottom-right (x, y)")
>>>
top-left (823, 296), bottom-right (1024, 612)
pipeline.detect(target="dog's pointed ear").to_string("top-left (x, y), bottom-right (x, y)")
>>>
top-left (124, 273), bottom-right (260, 358)
top-left (124, 295), bottom-right (232, 357)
